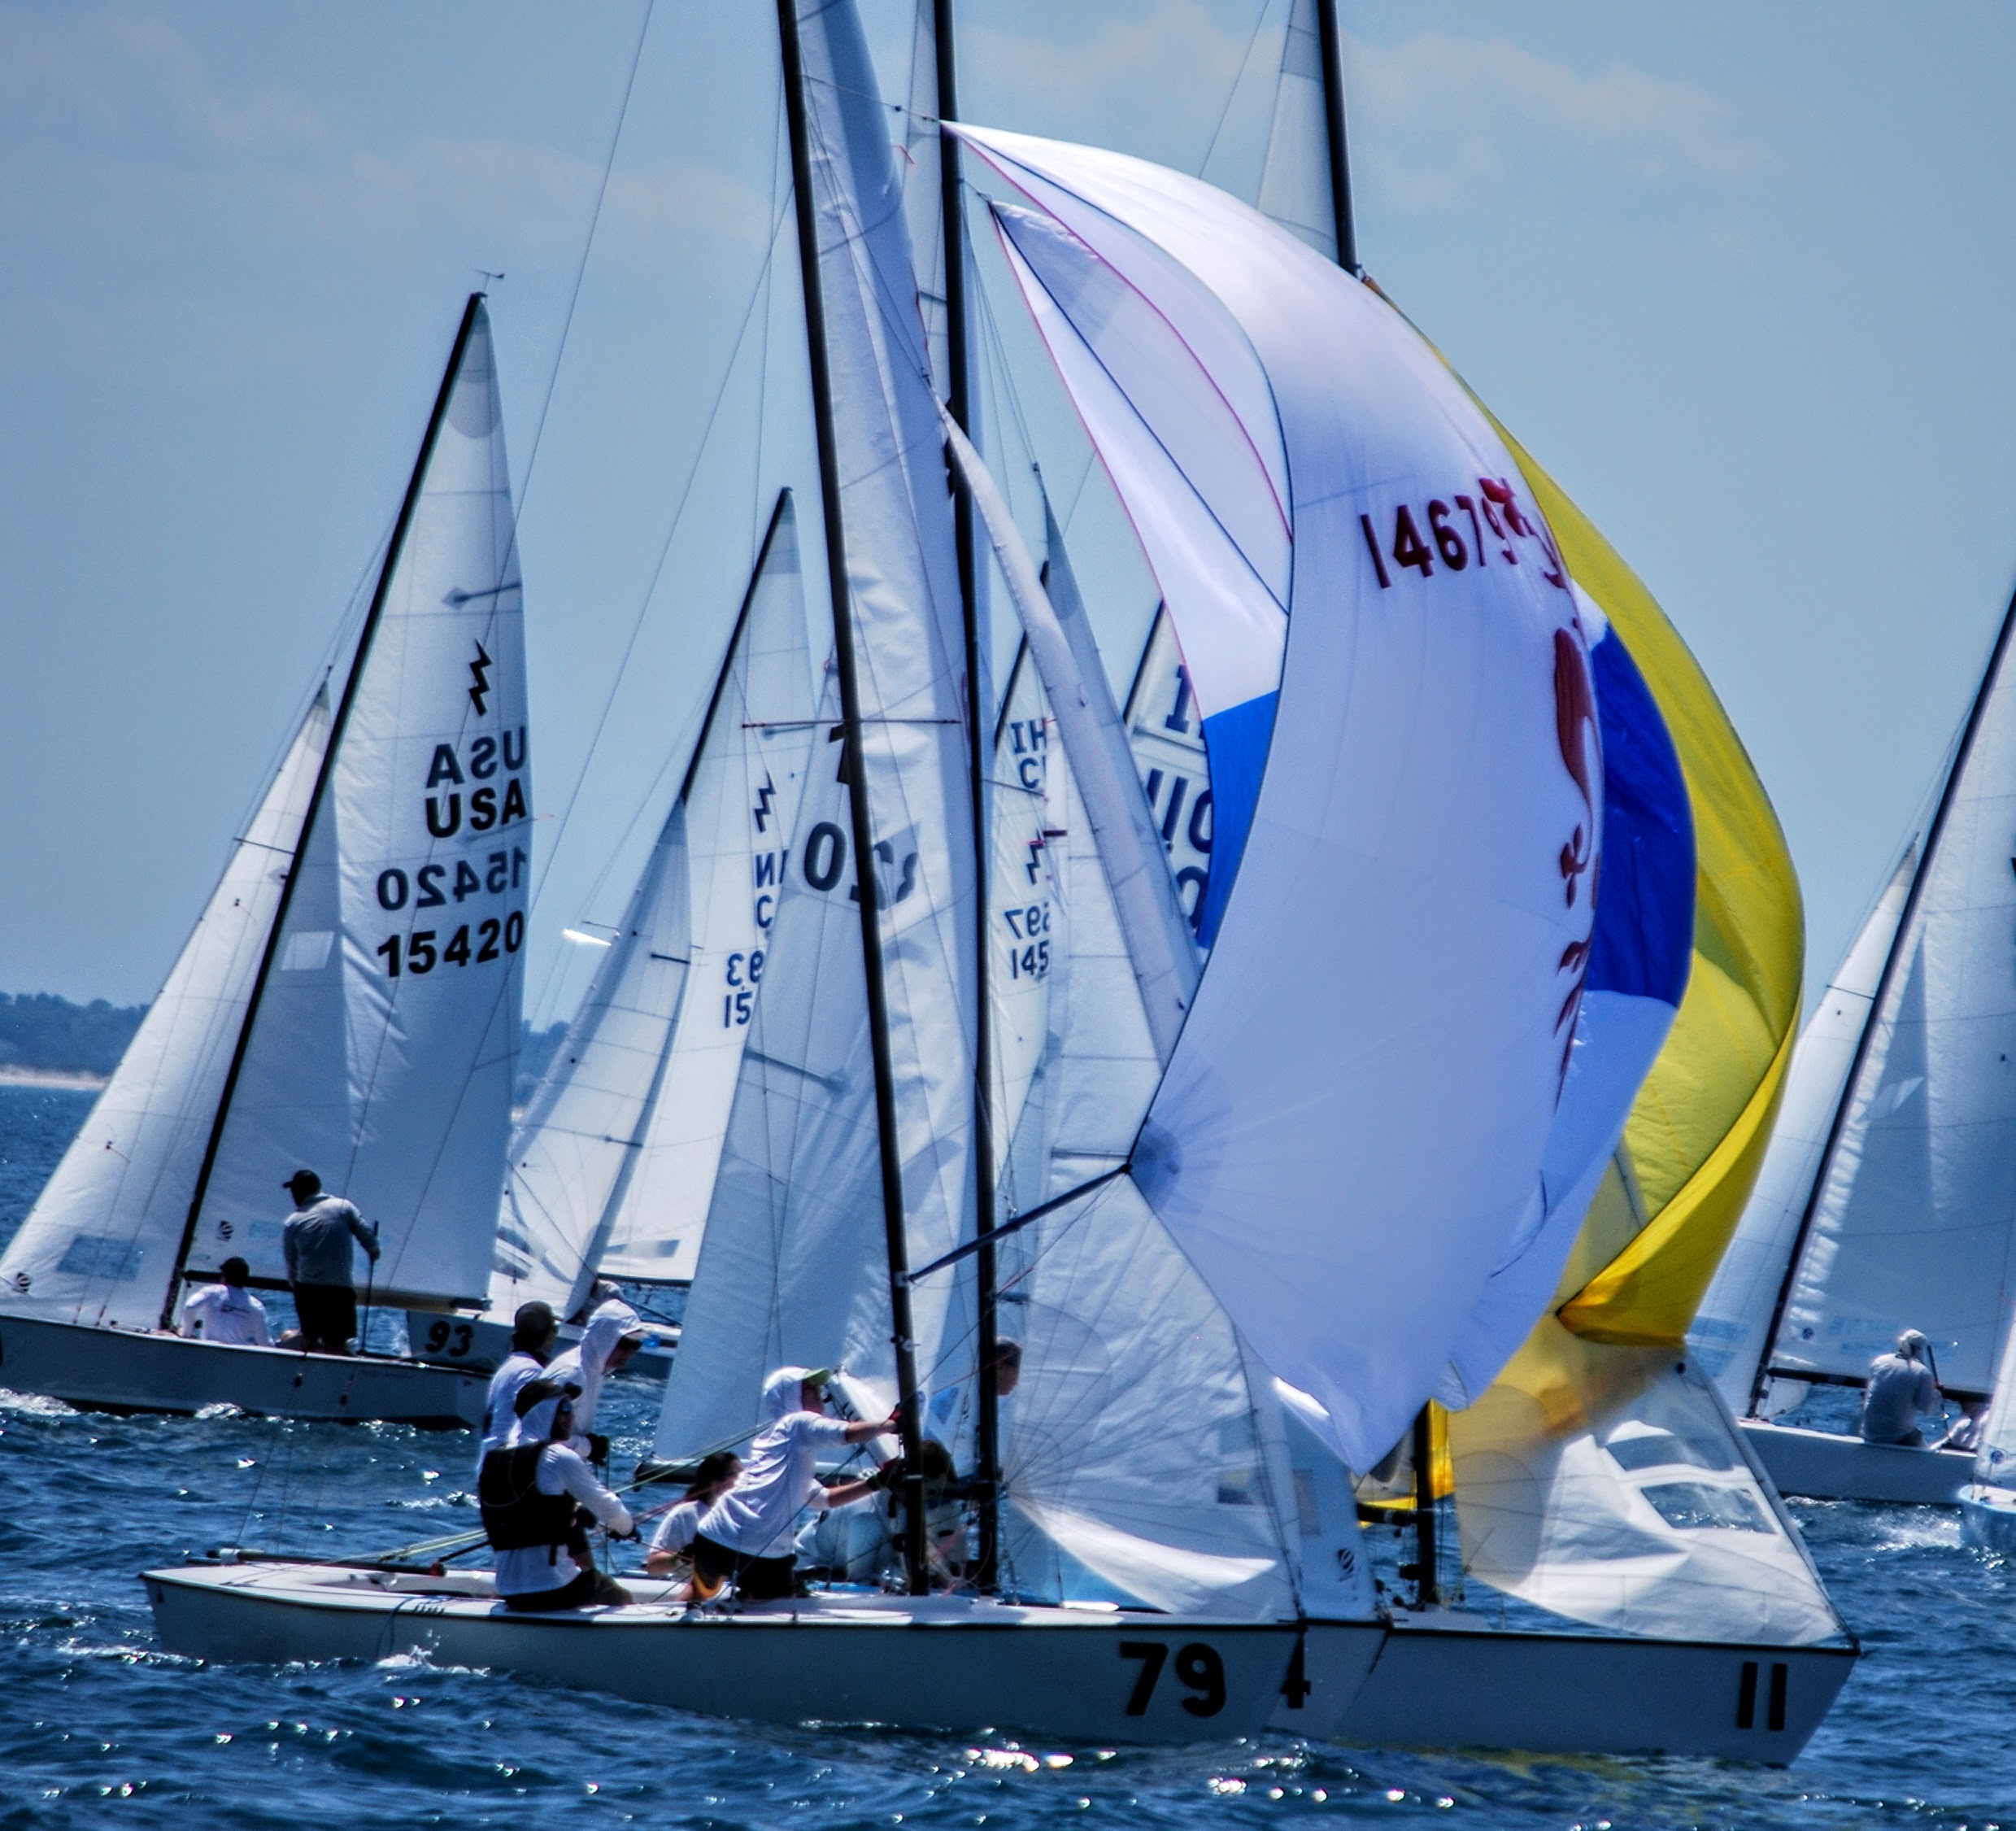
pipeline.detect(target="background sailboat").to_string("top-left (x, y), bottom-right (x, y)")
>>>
top-left (1695, 564), bottom-right (2016, 1503)
top-left (481, 491), bottom-right (821, 1349)
top-left (0, 294), bottom-right (524, 1427)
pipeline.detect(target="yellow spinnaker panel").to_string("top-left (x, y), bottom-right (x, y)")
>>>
top-left (1487, 422), bottom-right (1803, 1345)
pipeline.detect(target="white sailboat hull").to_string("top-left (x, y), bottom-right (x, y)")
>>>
top-left (1314, 1613), bottom-right (1853, 1763)
top-left (143, 1561), bottom-right (1296, 1743)
top-left (1739, 1418), bottom-right (1971, 1505)
top-left (1958, 1485), bottom-right (2016, 1552)
top-left (0, 1314), bottom-right (485, 1428)
top-left (142, 1560), bottom-right (1852, 1759)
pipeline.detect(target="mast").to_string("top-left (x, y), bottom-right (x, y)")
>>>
top-left (1748, 578), bottom-right (2016, 1415)
top-left (933, 0), bottom-right (1003, 1596)
top-left (1313, 0), bottom-right (1361, 277)
top-left (159, 293), bottom-right (488, 1330)
top-left (1409, 1406), bottom-right (1439, 1607)
top-left (777, 0), bottom-right (930, 1594)
top-left (560, 490), bottom-right (796, 1319)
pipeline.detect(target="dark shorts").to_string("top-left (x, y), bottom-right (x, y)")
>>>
top-left (691, 1532), bottom-right (797, 1600)
top-left (293, 1284), bottom-right (357, 1354)
top-left (502, 1567), bottom-right (634, 1612)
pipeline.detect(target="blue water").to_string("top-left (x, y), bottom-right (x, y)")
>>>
top-left (2, 1081), bottom-right (2014, 1829)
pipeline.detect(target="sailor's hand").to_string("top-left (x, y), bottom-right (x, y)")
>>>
top-left (880, 1410), bottom-right (901, 1435)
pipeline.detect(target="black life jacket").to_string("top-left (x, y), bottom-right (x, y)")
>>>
top-left (478, 1444), bottom-right (581, 1554)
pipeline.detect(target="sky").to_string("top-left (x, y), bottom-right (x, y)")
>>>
top-left (3, 1), bottom-right (2014, 1027)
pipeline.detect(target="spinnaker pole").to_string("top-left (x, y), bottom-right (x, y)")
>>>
top-left (159, 292), bottom-right (488, 1331)
top-left (932, 0), bottom-right (1004, 1597)
top-left (777, 0), bottom-right (930, 1593)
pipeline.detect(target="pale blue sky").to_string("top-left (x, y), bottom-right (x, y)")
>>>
top-left (3, 1), bottom-right (2013, 1027)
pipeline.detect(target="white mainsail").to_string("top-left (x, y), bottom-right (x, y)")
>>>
top-left (655, 0), bottom-right (975, 1458)
top-left (1255, 0), bottom-right (1342, 264)
top-left (191, 299), bottom-right (527, 1310)
top-left (959, 125), bottom-right (1602, 1474)
top-left (1692, 847), bottom-right (1918, 1412)
top-left (0, 696), bottom-right (330, 1328)
top-left (493, 495), bottom-right (818, 1311)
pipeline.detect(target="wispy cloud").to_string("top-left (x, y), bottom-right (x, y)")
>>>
top-left (1352, 31), bottom-right (1765, 213)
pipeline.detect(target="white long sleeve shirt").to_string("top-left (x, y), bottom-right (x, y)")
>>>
top-left (181, 1284), bottom-right (271, 1347)
top-left (697, 1410), bottom-right (849, 1559)
top-left (492, 1445), bottom-right (634, 1598)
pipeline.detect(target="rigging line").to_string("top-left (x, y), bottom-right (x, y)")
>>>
top-left (513, 0), bottom-right (656, 519)
top-left (1196, 0), bottom-right (1278, 181)
top-left (527, 216), bottom-right (786, 915)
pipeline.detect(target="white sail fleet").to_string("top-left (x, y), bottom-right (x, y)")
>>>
top-left (7, 0), bottom-right (2003, 1763)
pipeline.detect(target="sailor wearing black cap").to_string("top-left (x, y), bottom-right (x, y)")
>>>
top-left (480, 1379), bottom-right (636, 1611)
top-left (478, 1301), bottom-right (560, 1466)
top-left (280, 1169), bottom-right (380, 1354)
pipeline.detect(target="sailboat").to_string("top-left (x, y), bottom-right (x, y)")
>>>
top-left (0, 295), bottom-right (525, 1428)
top-left (949, 0), bottom-right (1851, 1740)
top-left (461, 490), bottom-right (823, 1375)
top-left (143, 0), bottom-right (1672, 1746)
top-left (1694, 569), bottom-right (2016, 1503)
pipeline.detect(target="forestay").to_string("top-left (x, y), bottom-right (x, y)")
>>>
top-left (1692, 848), bottom-right (1917, 1412)
top-left (191, 300), bottom-right (527, 1310)
top-left (655, 0), bottom-right (974, 1458)
top-left (0, 697), bottom-right (330, 1328)
top-left (494, 497), bottom-right (817, 1311)
top-left (959, 125), bottom-right (1601, 1473)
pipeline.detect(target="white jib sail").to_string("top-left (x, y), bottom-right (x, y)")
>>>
top-left (957, 126), bottom-right (1601, 1475)
top-left (1453, 1352), bottom-right (1844, 1646)
top-left (1774, 607), bottom-right (2016, 1397)
top-left (190, 300), bottom-right (527, 1310)
top-left (1692, 846), bottom-right (1918, 1413)
top-left (492, 496), bottom-right (817, 1311)
top-left (0, 696), bottom-right (331, 1329)
top-left (653, 0), bottom-right (974, 1458)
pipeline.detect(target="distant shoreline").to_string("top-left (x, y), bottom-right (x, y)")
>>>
top-left (0, 1066), bottom-right (107, 1092)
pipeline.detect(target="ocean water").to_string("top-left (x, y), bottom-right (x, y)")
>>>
top-left (2, 1081), bottom-right (2013, 1829)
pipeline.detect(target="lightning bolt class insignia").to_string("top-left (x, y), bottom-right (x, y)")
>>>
top-left (468, 642), bottom-right (492, 715)
top-left (752, 772), bottom-right (777, 833)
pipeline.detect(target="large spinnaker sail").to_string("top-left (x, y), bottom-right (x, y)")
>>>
top-left (1443, 407), bottom-right (1827, 1645)
top-left (655, 0), bottom-right (974, 1460)
top-left (1693, 848), bottom-right (1917, 1410)
top-left (493, 495), bottom-right (817, 1311)
top-left (959, 126), bottom-right (1601, 1476)
top-left (191, 299), bottom-right (527, 1310)
top-left (0, 696), bottom-right (330, 1327)
top-left (1762, 595), bottom-right (2016, 1394)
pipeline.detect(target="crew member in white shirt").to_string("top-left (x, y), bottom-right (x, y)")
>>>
top-left (179, 1257), bottom-right (271, 1347)
top-left (479, 1380), bottom-right (636, 1611)
top-left (477, 1301), bottom-right (559, 1467)
top-left (687, 1367), bottom-right (892, 1601)
top-left (643, 1452), bottom-right (742, 1577)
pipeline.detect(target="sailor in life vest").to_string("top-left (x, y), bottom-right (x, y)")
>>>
top-left (479, 1379), bottom-right (636, 1611)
